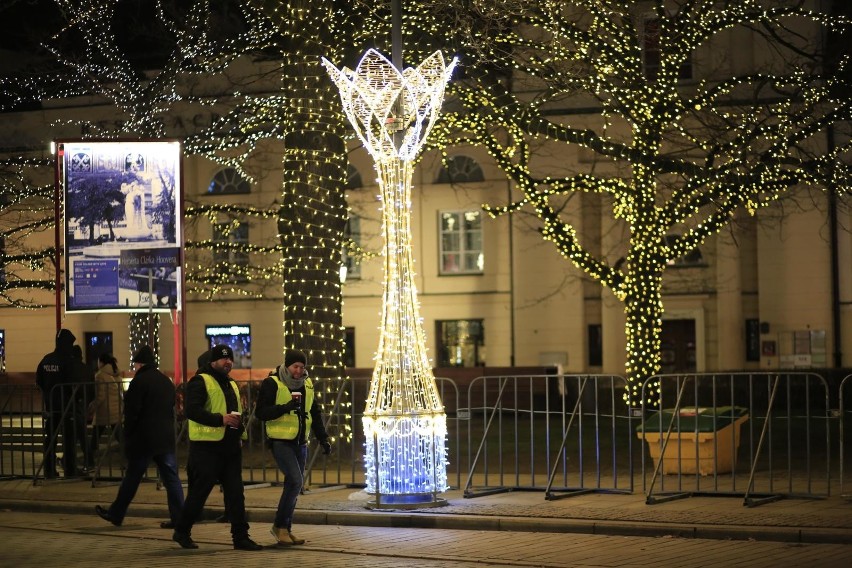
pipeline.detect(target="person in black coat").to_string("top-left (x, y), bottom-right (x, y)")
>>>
top-left (35, 328), bottom-right (77, 478)
top-left (171, 344), bottom-right (262, 551)
top-left (95, 345), bottom-right (185, 527)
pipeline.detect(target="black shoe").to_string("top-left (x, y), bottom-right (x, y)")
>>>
top-left (160, 521), bottom-right (175, 529)
top-left (233, 538), bottom-right (262, 551)
top-left (172, 532), bottom-right (198, 549)
top-left (95, 505), bottom-right (121, 526)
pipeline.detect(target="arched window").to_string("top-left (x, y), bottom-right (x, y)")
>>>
top-left (207, 167), bottom-right (251, 194)
top-left (436, 155), bottom-right (484, 184)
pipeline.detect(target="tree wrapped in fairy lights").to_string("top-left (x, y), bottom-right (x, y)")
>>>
top-left (323, 49), bottom-right (456, 505)
top-left (420, 0), bottom-right (852, 406)
top-left (0, 157), bottom-right (56, 308)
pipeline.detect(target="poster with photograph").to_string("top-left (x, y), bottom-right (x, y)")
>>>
top-left (61, 140), bottom-right (182, 313)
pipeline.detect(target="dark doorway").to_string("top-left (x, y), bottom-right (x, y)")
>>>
top-left (660, 319), bottom-right (696, 374)
top-left (85, 332), bottom-right (114, 372)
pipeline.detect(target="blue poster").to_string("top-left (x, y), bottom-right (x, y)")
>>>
top-left (72, 259), bottom-right (119, 308)
top-left (61, 140), bottom-right (182, 313)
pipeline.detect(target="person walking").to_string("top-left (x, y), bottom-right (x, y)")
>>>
top-left (87, 353), bottom-right (123, 468)
top-left (255, 348), bottom-right (331, 546)
top-left (171, 344), bottom-right (262, 551)
top-left (35, 328), bottom-right (77, 478)
top-left (94, 345), bottom-right (184, 528)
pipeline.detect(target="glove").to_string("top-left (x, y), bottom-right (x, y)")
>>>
top-left (320, 440), bottom-right (332, 455)
top-left (280, 400), bottom-right (299, 413)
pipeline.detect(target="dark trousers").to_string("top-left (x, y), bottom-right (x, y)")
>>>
top-left (108, 452), bottom-right (185, 524)
top-left (175, 443), bottom-right (249, 541)
top-left (42, 409), bottom-right (78, 475)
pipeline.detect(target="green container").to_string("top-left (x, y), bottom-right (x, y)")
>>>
top-left (637, 406), bottom-right (749, 433)
top-left (637, 406), bottom-right (750, 475)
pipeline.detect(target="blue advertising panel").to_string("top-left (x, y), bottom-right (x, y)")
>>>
top-left (72, 259), bottom-right (119, 308)
top-left (60, 140), bottom-right (182, 313)
top-left (205, 325), bottom-right (252, 369)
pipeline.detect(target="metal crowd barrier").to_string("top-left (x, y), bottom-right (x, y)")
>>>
top-left (196, 375), bottom-right (464, 491)
top-left (2, 370), bottom-right (843, 510)
top-left (462, 373), bottom-right (634, 498)
top-left (839, 374), bottom-right (852, 497)
top-left (0, 381), bottom-right (127, 483)
top-left (638, 372), bottom-right (831, 507)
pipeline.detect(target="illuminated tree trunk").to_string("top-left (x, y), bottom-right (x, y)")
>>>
top-left (278, 61), bottom-right (348, 388)
top-left (624, 133), bottom-right (664, 407)
top-left (623, 251), bottom-right (664, 407)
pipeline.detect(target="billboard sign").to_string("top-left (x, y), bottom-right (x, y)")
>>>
top-left (60, 140), bottom-right (182, 312)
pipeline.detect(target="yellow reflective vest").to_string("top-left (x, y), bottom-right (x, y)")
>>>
top-left (188, 373), bottom-right (246, 441)
top-left (265, 375), bottom-right (314, 441)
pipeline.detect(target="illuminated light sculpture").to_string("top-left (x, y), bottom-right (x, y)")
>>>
top-left (323, 49), bottom-right (456, 507)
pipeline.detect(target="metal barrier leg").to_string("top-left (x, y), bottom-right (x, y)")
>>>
top-left (464, 378), bottom-right (510, 498)
top-left (744, 375), bottom-right (783, 508)
top-left (645, 379), bottom-right (690, 505)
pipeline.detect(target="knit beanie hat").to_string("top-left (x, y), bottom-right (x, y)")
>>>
top-left (284, 349), bottom-right (307, 368)
top-left (210, 344), bottom-right (235, 362)
top-left (196, 349), bottom-right (211, 369)
top-left (132, 345), bottom-right (156, 366)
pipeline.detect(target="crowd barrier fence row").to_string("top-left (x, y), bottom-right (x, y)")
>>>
top-left (2, 371), bottom-right (851, 509)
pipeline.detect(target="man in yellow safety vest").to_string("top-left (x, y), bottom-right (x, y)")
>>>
top-left (171, 344), bottom-right (262, 551)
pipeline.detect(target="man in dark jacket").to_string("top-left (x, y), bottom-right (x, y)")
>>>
top-left (171, 344), bottom-right (262, 551)
top-left (35, 328), bottom-right (77, 478)
top-left (95, 345), bottom-right (184, 527)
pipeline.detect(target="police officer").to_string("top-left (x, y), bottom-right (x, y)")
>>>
top-left (35, 328), bottom-right (77, 478)
top-left (171, 344), bottom-right (262, 551)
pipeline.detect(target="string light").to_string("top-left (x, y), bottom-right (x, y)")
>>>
top-left (0, 156), bottom-right (56, 309)
top-left (3, 1), bottom-right (849, 418)
top-left (420, 1), bottom-right (851, 408)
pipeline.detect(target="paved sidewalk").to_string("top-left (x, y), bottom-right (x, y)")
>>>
top-left (0, 477), bottom-right (851, 545)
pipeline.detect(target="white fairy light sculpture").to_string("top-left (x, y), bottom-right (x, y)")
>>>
top-left (323, 49), bottom-right (456, 507)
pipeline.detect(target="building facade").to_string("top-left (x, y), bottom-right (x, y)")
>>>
top-left (1, 16), bottom-right (850, 382)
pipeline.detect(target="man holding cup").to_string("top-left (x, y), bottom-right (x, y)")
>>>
top-left (171, 344), bottom-right (262, 551)
top-left (255, 348), bottom-right (331, 546)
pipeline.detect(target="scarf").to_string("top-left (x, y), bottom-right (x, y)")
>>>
top-left (278, 365), bottom-right (307, 391)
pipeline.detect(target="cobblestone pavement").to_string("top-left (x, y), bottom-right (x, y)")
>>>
top-left (2, 510), bottom-right (852, 568)
top-left (1, 477), bottom-right (852, 547)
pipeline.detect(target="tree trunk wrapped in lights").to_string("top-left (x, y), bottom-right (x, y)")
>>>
top-left (323, 49), bottom-right (456, 507)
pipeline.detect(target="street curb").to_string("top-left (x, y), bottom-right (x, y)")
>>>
top-left (3, 499), bottom-right (852, 545)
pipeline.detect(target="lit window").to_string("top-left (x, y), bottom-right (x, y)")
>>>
top-left (342, 215), bottom-right (361, 280)
top-left (207, 167), bottom-right (250, 194)
top-left (439, 210), bottom-right (483, 274)
top-left (436, 319), bottom-right (485, 367)
top-left (436, 155), bottom-right (484, 184)
top-left (213, 222), bottom-right (249, 282)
